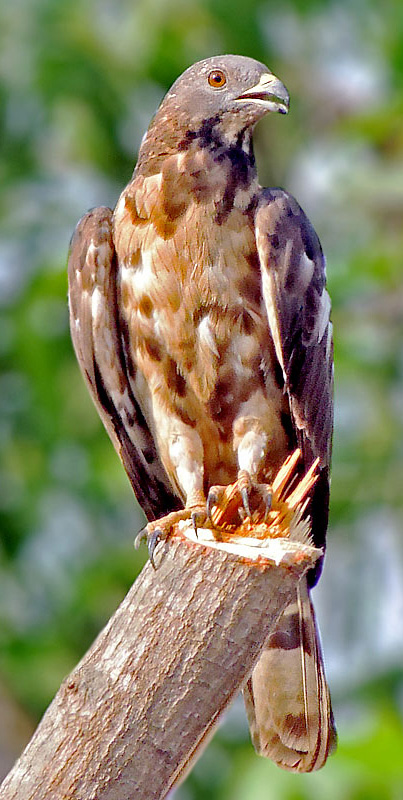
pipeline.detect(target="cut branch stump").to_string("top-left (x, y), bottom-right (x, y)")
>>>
top-left (0, 451), bottom-right (322, 800)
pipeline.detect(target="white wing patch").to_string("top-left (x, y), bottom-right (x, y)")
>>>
top-left (298, 252), bottom-right (315, 288)
top-left (316, 289), bottom-right (331, 344)
top-left (260, 263), bottom-right (285, 375)
top-left (91, 285), bottom-right (103, 320)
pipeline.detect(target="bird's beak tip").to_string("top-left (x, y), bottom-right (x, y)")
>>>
top-left (236, 73), bottom-right (290, 114)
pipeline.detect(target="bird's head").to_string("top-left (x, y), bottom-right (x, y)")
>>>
top-left (139, 55), bottom-right (289, 162)
top-left (168, 55), bottom-right (289, 123)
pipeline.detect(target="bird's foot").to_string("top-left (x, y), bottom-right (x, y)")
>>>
top-left (207, 470), bottom-right (272, 527)
top-left (237, 470), bottom-right (272, 521)
top-left (135, 506), bottom-right (207, 569)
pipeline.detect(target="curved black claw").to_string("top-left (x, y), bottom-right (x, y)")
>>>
top-left (134, 526), bottom-right (163, 570)
top-left (191, 511), bottom-right (199, 538)
top-left (134, 527), bottom-right (147, 550)
top-left (148, 528), bottom-right (164, 570)
top-left (241, 486), bottom-right (252, 519)
top-left (263, 490), bottom-right (272, 520)
top-left (191, 509), bottom-right (208, 537)
top-left (206, 490), bottom-right (219, 523)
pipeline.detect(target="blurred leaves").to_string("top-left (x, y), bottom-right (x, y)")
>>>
top-left (0, 0), bottom-right (402, 797)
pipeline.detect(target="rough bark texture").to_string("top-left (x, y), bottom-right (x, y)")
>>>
top-left (0, 529), bottom-right (320, 800)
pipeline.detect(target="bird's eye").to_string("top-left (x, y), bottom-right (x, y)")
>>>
top-left (208, 69), bottom-right (227, 89)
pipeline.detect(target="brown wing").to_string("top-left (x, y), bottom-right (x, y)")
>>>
top-left (244, 189), bottom-right (336, 771)
top-left (255, 188), bottom-right (333, 580)
top-left (67, 206), bottom-right (181, 521)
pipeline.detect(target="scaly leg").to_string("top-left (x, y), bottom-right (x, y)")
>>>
top-left (235, 415), bottom-right (277, 518)
top-left (207, 421), bottom-right (273, 523)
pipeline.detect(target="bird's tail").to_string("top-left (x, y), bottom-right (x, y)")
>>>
top-left (243, 577), bottom-right (337, 772)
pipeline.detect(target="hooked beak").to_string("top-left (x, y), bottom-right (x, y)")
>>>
top-left (235, 73), bottom-right (289, 114)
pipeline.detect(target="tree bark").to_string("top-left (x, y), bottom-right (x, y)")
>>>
top-left (0, 456), bottom-right (322, 800)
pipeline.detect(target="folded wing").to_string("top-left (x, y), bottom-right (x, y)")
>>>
top-left (67, 206), bottom-right (180, 521)
top-left (243, 188), bottom-right (336, 771)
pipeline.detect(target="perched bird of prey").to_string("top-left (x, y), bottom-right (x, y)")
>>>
top-left (68, 55), bottom-right (336, 772)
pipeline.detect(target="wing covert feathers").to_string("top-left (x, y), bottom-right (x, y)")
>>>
top-left (256, 188), bottom-right (333, 470)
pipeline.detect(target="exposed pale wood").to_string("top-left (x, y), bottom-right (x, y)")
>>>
top-left (0, 460), bottom-right (322, 800)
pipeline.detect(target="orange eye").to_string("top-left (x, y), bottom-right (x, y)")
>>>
top-left (208, 69), bottom-right (227, 88)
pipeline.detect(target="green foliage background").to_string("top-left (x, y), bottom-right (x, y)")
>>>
top-left (0, 0), bottom-right (402, 796)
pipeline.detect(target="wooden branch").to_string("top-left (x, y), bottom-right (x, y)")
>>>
top-left (0, 453), bottom-right (322, 800)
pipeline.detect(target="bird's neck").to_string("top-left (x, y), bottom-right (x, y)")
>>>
top-left (130, 116), bottom-right (259, 233)
top-left (135, 114), bottom-right (257, 182)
